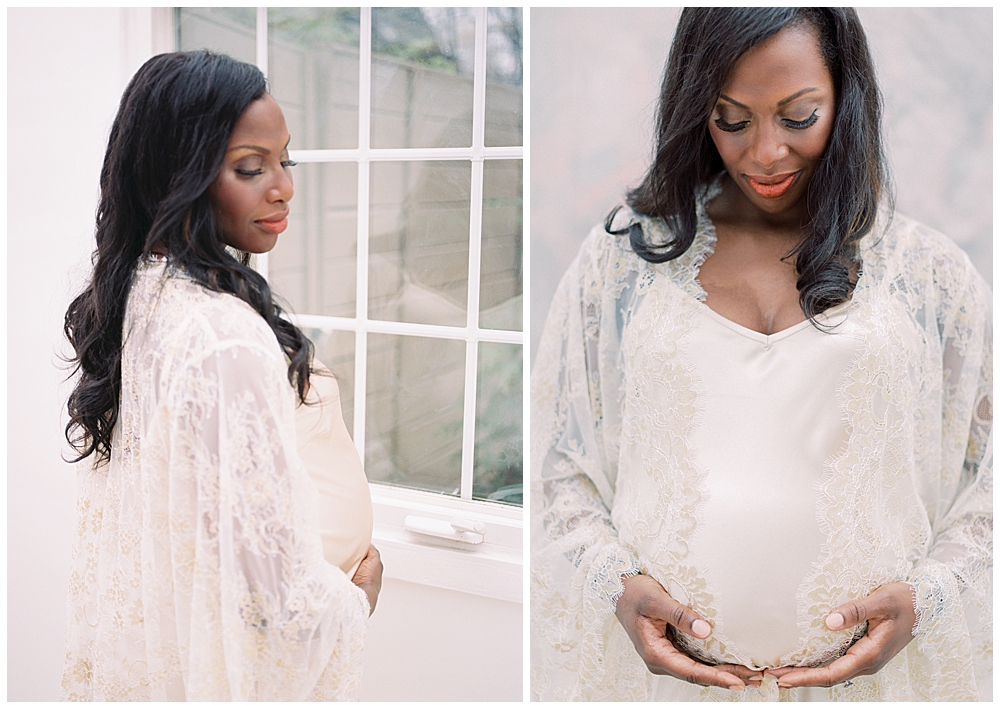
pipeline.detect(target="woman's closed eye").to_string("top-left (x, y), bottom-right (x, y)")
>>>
top-left (713, 109), bottom-right (820, 133)
top-left (235, 160), bottom-right (296, 177)
top-left (713, 116), bottom-right (750, 133)
top-left (782, 110), bottom-right (819, 130)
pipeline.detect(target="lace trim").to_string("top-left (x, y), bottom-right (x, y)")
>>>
top-left (601, 554), bottom-right (642, 613)
top-left (910, 578), bottom-right (938, 637)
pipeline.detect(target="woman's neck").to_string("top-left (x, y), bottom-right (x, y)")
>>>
top-left (708, 173), bottom-right (809, 242)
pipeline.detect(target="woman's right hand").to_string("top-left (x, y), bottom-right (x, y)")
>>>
top-left (351, 544), bottom-right (383, 616)
top-left (615, 574), bottom-right (761, 692)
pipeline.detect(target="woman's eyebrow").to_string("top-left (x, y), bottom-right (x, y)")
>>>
top-left (228, 137), bottom-right (291, 154)
top-left (719, 94), bottom-right (750, 110)
top-left (719, 87), bottom-right (819, 110)
top-left (228, 144), bottom-right (270, 154)
top-left (777, 87), bottom-right (819, 106)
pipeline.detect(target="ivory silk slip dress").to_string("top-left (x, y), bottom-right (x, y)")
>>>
top-left (295, 361), bottom-right (373, 580)
top-left (529, 180), bottom-right (992, 701)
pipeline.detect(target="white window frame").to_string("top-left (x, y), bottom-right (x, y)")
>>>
top-left (178, 7), bottom-right (525, 602)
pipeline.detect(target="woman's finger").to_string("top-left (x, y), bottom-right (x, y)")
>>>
top-left (639, 589), bottom-right (712, 639)
top-left (716, 664), bottom-right (765, 688)
top-left (826, 585), bottom-right (896, 630)
top-left (774, 646), bottom-right (872, 688)
top-left (653, 644), bottom-right (749, 691)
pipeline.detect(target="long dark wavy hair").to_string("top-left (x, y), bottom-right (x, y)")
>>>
top-left (64, 51), bottom-right (313, 463)
top-left (610, 8), bottom-right (891, 320)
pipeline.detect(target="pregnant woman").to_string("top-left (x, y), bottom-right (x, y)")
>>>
top-left (61, 51), bottom-right (381, 700)
top-left (531, 8), bottom-right (991, 701)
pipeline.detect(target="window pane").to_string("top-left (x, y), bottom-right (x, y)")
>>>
top-left (365, 333), bottom-right (465, 496)
top-left (473, 342), bottom-right (522, 505)
top-left (268, 8), bottom-right (361, 150)
top-left (177, 8), bottom-right (255, 63)
top-left (371, 8), bottom-right (476, 149)
top-left (479, 159), bottom-right (522, 330)
top-left (269, 162), bottom-right (358, 318)
top-left (485, 8), bottom-right (523, 147)
top-left (304, 328), bottom-right (356, 435)
top-left (368, 161), bottom-right (470, 327)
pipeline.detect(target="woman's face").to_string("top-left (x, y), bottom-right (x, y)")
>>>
top-left (209, 93), bottom-right (294, 253)
top-left (707, 22), bottom-right (835, 219)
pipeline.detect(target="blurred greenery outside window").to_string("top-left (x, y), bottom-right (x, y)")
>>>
top-left (178, 8), bottom-right (523, 507)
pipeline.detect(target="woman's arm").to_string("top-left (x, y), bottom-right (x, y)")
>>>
top-left (168, 338), bottom-right (370, 700)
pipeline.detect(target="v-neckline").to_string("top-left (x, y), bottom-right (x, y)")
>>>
top-left (668, 174), bottom-right (863, 342)
top-left (695, 297), bottom-right (853, 346)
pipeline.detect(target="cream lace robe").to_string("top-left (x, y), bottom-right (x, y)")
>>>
top-left (530, 185), bottom-right (992, 701)
top-left (61, 261), bottom-right (369, 701)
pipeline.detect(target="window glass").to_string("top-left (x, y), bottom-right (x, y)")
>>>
top-left (371, 8), bottom-right (476, 149)
top-left (479, 159), bottom-right (522, 330)
top-left (474, 342), bottom-right (522, 505)
top-left (268, 8), bottom-right (361, 150)
top-left (365, 333), bottom-right (465, 496)
top-left (177, 8), bottom-right (255, 63)
top-left (305, 328), bottom-right (357, 434)
top-left (270, 162), bottom-right (358, 318)
top-left (368, 161), bottom-right (470, 327)
top-left (485, 8), bottom-right (522, 147)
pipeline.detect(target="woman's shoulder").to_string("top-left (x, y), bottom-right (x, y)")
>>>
top-left (572, 206), bottom-right (664, 277)
top-left (132, 262), bottom-right (281, 361)
top-left (869, 211), bottom-right (988, 294)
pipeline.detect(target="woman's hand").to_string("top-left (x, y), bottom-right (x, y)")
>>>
top-left (615, 574), bottom-right (763, 691)
top-left (765, 582), bottom-right (916, 689)
top-left (350, 544), bottom-right (383, 616)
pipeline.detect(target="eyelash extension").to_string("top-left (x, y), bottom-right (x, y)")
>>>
top-left (714, 110), bottom-right (819, 133)
top-left (714, 116), bottom-right (749, 133)
top-left (783, 110), bottom-right (819, 130)
top-left (235, 160), bottom-right (296, 177)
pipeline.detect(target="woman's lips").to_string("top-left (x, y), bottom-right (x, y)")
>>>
top-left (745, 172), bottom-right (798, 198)
top-left (255, 214), bottom-right (289, 234)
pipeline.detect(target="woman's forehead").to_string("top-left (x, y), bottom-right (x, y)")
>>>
top-left (721, 24), bottom-right (832, 101)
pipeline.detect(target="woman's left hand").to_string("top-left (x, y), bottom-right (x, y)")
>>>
top-left (765, 582), bottom-right (916, 689)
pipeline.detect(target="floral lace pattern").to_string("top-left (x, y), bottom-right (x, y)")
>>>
top-left (530, 186), bottom-right (992, 701)
top-left (61, 261), bottom-right (368, 701)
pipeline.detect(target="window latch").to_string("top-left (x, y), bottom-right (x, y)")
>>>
top-left (403, 515), bottom-right (486, 545)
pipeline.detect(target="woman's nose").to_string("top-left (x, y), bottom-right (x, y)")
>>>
top-left (269, 166), bottom-right (294, 203)
top-left (749, 121), bottom-right (789, 169)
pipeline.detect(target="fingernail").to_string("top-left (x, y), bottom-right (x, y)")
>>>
top-left (692, 619), bottom-right (711, 638)
top-left (826, 612), bottom-right (845, 630)
top-left (748, 674), bottom-right (764, 681)
top-left (729, 685), bottom-right (744, 692)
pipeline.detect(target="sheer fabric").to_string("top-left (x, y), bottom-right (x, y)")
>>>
top-left (530, 183), bottom-right (992, 701)
top-left (62, 261), bottom-right (369, 701)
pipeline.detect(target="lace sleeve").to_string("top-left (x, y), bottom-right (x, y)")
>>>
top-left (169, 339), bottom-right (368, 700)
top-left (531, 230), bottom-right (649, 701)
top-left (541, 474), bottom-right (641, 609)
top-left (905, 261), bottom-right (991, 698)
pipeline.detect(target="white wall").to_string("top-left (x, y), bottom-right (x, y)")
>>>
top-left (8, 8), bottom-right (126, 701)
top-left (7, 8), bottom-right (522, 701)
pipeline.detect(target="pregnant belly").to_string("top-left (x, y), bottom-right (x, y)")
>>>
top-left (661, 469), bottom-right (859, 670)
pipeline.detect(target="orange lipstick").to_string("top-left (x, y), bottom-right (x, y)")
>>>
top-left (746, 172), bottom-right (798, 198)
